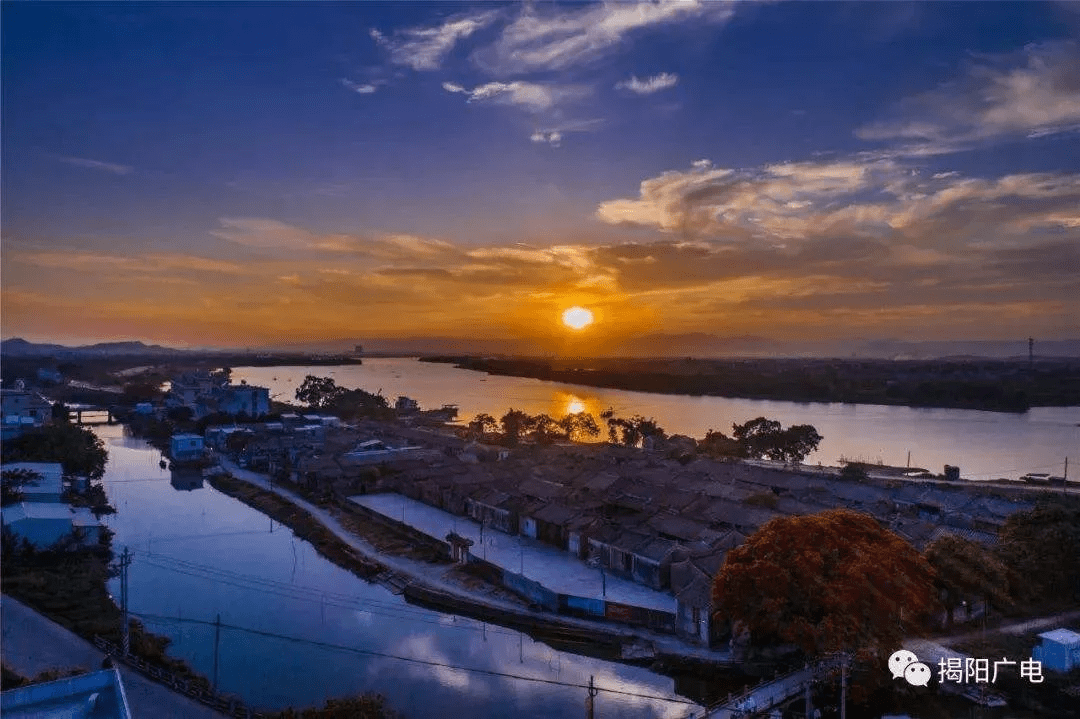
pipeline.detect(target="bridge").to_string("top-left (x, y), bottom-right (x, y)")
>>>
top-left (687, 665), bottom-right (816, 718)
top-left (67, 404), bottom-right (116, 425)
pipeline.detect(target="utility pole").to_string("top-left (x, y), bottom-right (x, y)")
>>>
top-left (1064, 457), bottom-right (1069, 496)
top-left (585, 675), bottom-right (597, 719)
top-left (213, 613), bottom-right (221, 692)
top-left (840, 655), bottom-right (848, 719)
top-left (1029, 337), bottom-right (1034, 368)
top-left (119, 546), bottom-right (132, 656)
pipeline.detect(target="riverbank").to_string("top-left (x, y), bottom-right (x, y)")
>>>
top-left (421, 355), bottom-right (1080, 412)
top-left (212, 459), bottom-right (744, 674)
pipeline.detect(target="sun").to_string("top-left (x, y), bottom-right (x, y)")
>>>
top-left (561, 306), bottom-right (594, 330)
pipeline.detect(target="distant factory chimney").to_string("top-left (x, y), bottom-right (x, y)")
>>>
top-left (354, 344), bottom-right (364, 356)
top-left (1029, 337), bottom-right (1034, 368)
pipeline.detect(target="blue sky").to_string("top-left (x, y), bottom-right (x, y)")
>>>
top-left (2, 1), bottom-right (1078, 348)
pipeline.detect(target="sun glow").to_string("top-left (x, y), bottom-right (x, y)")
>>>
top-left (561, 306), bottom-right (594, 330)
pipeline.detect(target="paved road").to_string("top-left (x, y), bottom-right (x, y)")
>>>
top-left (1, 594), bottom-right (227, 718)
top-left (933, 608), bottom-right (1080, 646)
top-left (218, 459), bottom-right (733, 663)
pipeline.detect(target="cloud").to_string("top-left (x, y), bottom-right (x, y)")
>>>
top-left (857, 40), bottom-right (1080, 153)
top-left (58, 157), bottom-right (133, 175)
top-left (475, 1), bottom-right (734, 74)
top-left (615, 72), bottom-right (679, 95)
top-left (210, 218), bottom-right (357, 251)
top-left (340, 78), bottom-right (378, 94)
top-left (442, 80), bottom-right (587, 112)
top-left (531, 130), bottom-right (563, 146)
top-left (12, 250), bottom-right (247, 275)
top-left (371, 11), bottom-right (498, 71)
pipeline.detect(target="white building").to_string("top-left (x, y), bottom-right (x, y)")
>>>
top-left (0, 462), bottom-right (64, 502)
top-left (1, 502), bottom-right (103, 548)
top-left (1, 389), bottom-right (52, 439)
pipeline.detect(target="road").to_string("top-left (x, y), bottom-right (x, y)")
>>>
top-left (932, 608), bottom-right (1080, 647)
top-left (1, 594), bottom-right (227, 718)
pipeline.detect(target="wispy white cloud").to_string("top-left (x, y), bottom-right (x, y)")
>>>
top-left (58, 156), bottom-right (133, 175)
top-left (530, 130), bottom-right (563, 146)
top-left (339, 78), bottom-right (378, 94)
top-left (442, 80), bottom-right (587, 112)
top-left (371, 11), bottom-right (498, 71)
top-left (615, 72), bottom-right (679, 95)
top-left (857, 40), bottom-right (1080, 153)
top-left (475, 1), bottom-right (734, 74)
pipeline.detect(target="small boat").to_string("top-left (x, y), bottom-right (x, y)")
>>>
top-left (159, 459), bottom-right (168, 469)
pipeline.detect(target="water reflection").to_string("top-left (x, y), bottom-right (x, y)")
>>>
top-left (96, 425), bottom-right (698, 718)
top-left (169, 469), bottom-right (204, 492)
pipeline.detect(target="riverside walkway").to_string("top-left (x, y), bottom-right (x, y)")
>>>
top-left (352, 492), bottom-right (677, 613)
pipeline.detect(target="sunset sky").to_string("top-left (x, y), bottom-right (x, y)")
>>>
top-left (2, 1), bottom-right (1078, 350)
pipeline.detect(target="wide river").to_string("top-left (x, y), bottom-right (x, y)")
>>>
top-left (233, 358), bottom-right (1079, 481)
top-left (98, 424), bottom-right (703, 718)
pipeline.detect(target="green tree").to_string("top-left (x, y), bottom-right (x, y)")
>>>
top-left (924, 534), bottom-right (1013, 627)
top-left (601, 411), bottom-right (666, 448)
top-left (271, 692), bottom-right (404, 719)
top-left (467, 413), bottom-right (499, 438)
top-left (712, 509), bottom-right (940, 660)
top-left (499, 409), bottom-right (531, 446)
top-left (731, 417), bottom-right (782, 457)
top-left (699, 429), bottom-right (743, 458)
top-left (1, 425), bottom-right (108, 479)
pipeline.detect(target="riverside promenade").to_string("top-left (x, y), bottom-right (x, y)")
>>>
top-left (216, 459), bottom-right (733, 664)
top-left (352, 492), bottom-right (677, 613)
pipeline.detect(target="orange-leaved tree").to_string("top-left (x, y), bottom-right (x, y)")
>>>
top-left (712, 509), bottom-right (940, 661)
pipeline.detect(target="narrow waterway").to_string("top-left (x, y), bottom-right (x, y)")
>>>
top-left (233, 359), bottom-right (1080, 481)
top-left (97, 425), bottom-right (703, 718)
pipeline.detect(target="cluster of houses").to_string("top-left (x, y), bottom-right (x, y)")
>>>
top-left (1, 386), bottom-right (54, 440)
top-left (281, 434), bottom-right (1033, 646)
top-left (164, 370), bottom-right (271, 420)
top-left (1, 462), bottom-right (104, 550)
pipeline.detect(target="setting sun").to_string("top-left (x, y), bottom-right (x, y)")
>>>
top-left (561, 306), bottom-right (594, 330)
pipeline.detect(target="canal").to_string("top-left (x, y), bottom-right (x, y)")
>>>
top-left (98, 424), bottom-right (703, 718)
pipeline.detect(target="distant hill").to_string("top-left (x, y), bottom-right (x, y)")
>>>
top-left (0, 338), bottom-right (187, 357)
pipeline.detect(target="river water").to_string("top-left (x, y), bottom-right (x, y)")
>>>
top-left (233, 358), bottom-right (1079, 481)
top-left (97, 424), bottom-right (701, 718)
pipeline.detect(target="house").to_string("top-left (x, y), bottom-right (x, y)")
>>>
top-left (465, 489), bottom-right (518, 534)
top-left (1033, 628), bottom-right (1080, 672)
top-left (1, 502), bottom-right (104, 548)
top-left (217, 383), bottom-right (270, 417)
top-left (395, 396), bottom-right (420, 413)
top-left (674, 574), bottom-right (713, 645)
top-left (1, 389), bottom-right (52, 438)
top-left (1, 462), bottom-right (64, 502)
top-left (0, 667), bottom-right (131, 719)
top-left (170, 433), bottom-right (205, 462)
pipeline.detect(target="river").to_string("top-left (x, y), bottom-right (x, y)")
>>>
top-left (97, 424), bottom-right (702, 718)
top-left (232, 358), bottom-right (1079, 481)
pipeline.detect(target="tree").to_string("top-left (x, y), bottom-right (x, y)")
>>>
top-left (326, 388), bottom-right (388, 419)
top-left (272, 692), bottom-right (404, 719)
top-left (699, 429), bottom-right (743, 459)
top-left (1, 424), bottom-right (108, 479)
top-left (295, 376), bottom-right (345, 409)
top-left (1, 468), bottom-right (42, 506)
top-left (712, 509), bottom-right (940, 660)
top-left (558, 412), bottom-right (601, 442)
top-left (996, 499), bottom-right (1080, 601)
top-left (731, 417), bottom-right (822, 464)
top-left (924, 534), bottom-right (1013, 627)
top-left (602, 412), bottom-right (666, 448)
top-left (499, 409), bottom-right (531, 446)
top-left (467, 413), bottom-right (499, 438)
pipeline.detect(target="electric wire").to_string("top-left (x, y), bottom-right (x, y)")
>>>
top-left (128, 611), bottom-right (697, 706)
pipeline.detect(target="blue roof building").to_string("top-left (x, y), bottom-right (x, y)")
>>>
top-left (0, 668), bottom-right (132, 718)
top-left (1033, 628), bottom-right (1080, 672)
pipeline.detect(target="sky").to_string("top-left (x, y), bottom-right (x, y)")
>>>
top-left (2, 1), bottom-right (1079, 351)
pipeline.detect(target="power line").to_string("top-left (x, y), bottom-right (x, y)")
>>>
top-left (129, 611), bottom-right (697, 706)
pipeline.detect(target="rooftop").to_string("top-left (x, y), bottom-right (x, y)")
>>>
top-left (0, 668), bottom-right (131, 719)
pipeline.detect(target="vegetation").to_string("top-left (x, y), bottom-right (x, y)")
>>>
top-left (422, 356), bottom-right (1080, 412)
top-left (730, 417), bottom-right (823, 464)
top-left (466, 409), bottom-right (601, 446)
top-left (995, 498), bottom-right (1080, 602)
top-left (712, 510), bottom-right (941, 660)
top-left (600, 410), bottom-right (666, 448)
top-left (295, 375), bottom-right (390, 419)
top-left (270, 693), bottom-right (404, 719)
top-left (923, 534), bottom-right (1013, 627)
top-left (1, 468), bottom-right (42, 506)
top-left (1, 424), bottom-right (108, 479)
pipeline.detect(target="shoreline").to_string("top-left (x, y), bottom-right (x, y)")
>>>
top-left (419, 355), bottom-right (1080, 413)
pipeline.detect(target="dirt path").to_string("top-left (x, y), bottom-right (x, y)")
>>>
top-left (1, 594), bottom-right (227, 718)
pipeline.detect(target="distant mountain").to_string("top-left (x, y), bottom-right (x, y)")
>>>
top-left (0, 338), bottom-right (188, 357)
